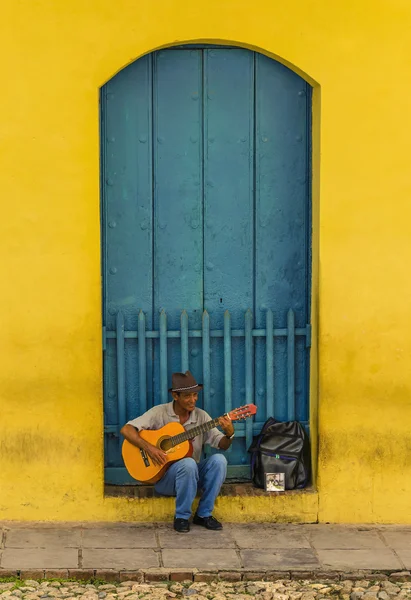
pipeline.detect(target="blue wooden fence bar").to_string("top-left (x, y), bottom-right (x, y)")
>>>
top-left (138, 310), bottom-right (147, 415)
top-left (202, 310), bottom-right (211, 415)
top-left (244, 309), bottom-right (254, 452)
top-left (116, 310), bottom-right (126, 450)
top-left (202, 310), bottom-right (211, 456)
top-left (223, 310), bottom-right (232, 415)
top-left (160, 310), bottom-right (168, 404)
top-left (266, 308), bottom-right (274, 418)
top-left (287, 308), bottom-right (296, 421)
top-left (181, 310), bottom-right (189, 371)
top-left (223, 310), bottom-right (232, 454)
top-left (105, 327), bottom-right (308, 339)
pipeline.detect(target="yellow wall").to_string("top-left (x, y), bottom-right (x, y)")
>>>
top-left (1, 0), bottom-right (411, 523)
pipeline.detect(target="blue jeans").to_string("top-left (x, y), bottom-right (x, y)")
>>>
top-left (154, 454), bottom-right (227, 520)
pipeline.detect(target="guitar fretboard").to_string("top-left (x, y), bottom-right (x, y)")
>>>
top-left (171, 417), bottom-right (222, 446)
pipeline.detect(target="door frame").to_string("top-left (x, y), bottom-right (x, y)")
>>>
top-left (99, 42), bottom-right (319, 487)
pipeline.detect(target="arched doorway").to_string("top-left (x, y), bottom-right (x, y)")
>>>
top-left (101, 45), bottom-right (312, 483)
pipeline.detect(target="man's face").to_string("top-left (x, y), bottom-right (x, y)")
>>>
top-left (173, 391), bottom-right (198, 412)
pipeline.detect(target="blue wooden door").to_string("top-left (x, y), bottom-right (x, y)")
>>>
top-left (101, 46), bottom-right (311, 484)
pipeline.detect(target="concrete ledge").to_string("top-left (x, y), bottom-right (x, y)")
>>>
top-left (103, 484), bottom-right (319, 523)
top-left (1, 568), bottom-right (410, 583)
top-left (104, 483), bottom-right (317, 498)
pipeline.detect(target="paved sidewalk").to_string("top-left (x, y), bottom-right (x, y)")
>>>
top-left (0, 522), bottom-right (410, 581)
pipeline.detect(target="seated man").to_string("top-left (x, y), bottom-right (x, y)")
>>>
top-left (120, 370), bottom-right (235, 533)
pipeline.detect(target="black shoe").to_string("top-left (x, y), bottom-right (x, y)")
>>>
top-left (193, 513), bottom-right (223, 530)
top-left (173, 517), bottom-right (190, 533)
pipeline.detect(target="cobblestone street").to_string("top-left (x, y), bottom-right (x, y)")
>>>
top-left (1, 578), bottom-right (411, 600)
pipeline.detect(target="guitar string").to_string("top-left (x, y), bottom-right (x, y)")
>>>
top-left (169, 410), bottom-right (251, 447)
top-left (170, 417), bottom-right (220, 447)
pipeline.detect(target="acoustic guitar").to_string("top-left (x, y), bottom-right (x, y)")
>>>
top-left (122, 404), bottom-right (257, 483)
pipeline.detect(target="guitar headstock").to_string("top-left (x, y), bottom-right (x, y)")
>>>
top-left (228, 404), bottom-right (257, 421)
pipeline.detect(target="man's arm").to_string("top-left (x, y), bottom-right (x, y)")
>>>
top-left (217, 415), bottom-right (235, 451)
top-left (218, 435), bottom-right (232, 451)
top-left (120, 424), bottom-right (167, 466)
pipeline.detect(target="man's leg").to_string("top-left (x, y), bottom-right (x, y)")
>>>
top-left (194, 453), bottom-right (227, 528)
top-left (154, 457), bottom-right (199, 521)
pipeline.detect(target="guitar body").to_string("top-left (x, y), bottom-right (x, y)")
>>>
top-left (122, 422), bottom-right (193, 484)
top-left (122, 403), bottom-right (257, 484)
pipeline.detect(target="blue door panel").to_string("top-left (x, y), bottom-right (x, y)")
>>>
top-left (255, 55), bottom-right (310, 421)
top-left (101, 46), bottom-right (312, 482)
top-left (203, 49), bottom-right (255, 464)
top-left (255, 55), bottom-right (309, 329)
top-left (254, 54), bottom-right (311, 424)
top-left (102, 56), bottom-right (154, 462)
top-left (153, 49), bottom-right (203, 327)
top-left (152, 49), bottom-right (204, 404)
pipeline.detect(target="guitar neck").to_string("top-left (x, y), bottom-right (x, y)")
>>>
top-left (171, 416), bottom-right (223, 446)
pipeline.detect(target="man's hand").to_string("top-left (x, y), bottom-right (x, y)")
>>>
top-left (120, 425), bottom-right (168, 467)
top-left (218, 415), bottom-right (234, 438)
top-left (146, 444), bottom-right (168, 467)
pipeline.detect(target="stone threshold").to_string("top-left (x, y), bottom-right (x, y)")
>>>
top-left (104, 482), bottom-right (317, 498)
top-left (1, 568), bottom-right (410, 583)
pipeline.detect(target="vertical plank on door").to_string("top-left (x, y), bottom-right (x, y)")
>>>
top-left (254, 54), bottom-right (310, 422)
top-left (203, 48), bottom-right (254, 466)
top-left (153, 49), bottom-right (204, 402)
top-left (102, 56), bottom-right (153, 464)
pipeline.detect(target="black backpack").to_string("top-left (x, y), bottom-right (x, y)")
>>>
top-left (248, 417), bottom-right (311, 490)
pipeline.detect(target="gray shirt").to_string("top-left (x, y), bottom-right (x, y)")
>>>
top-left (127, 401), bottom-right (225, 463)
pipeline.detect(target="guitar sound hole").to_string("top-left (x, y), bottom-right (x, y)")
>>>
top-left (159, 437), bottom-right (173, 452)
